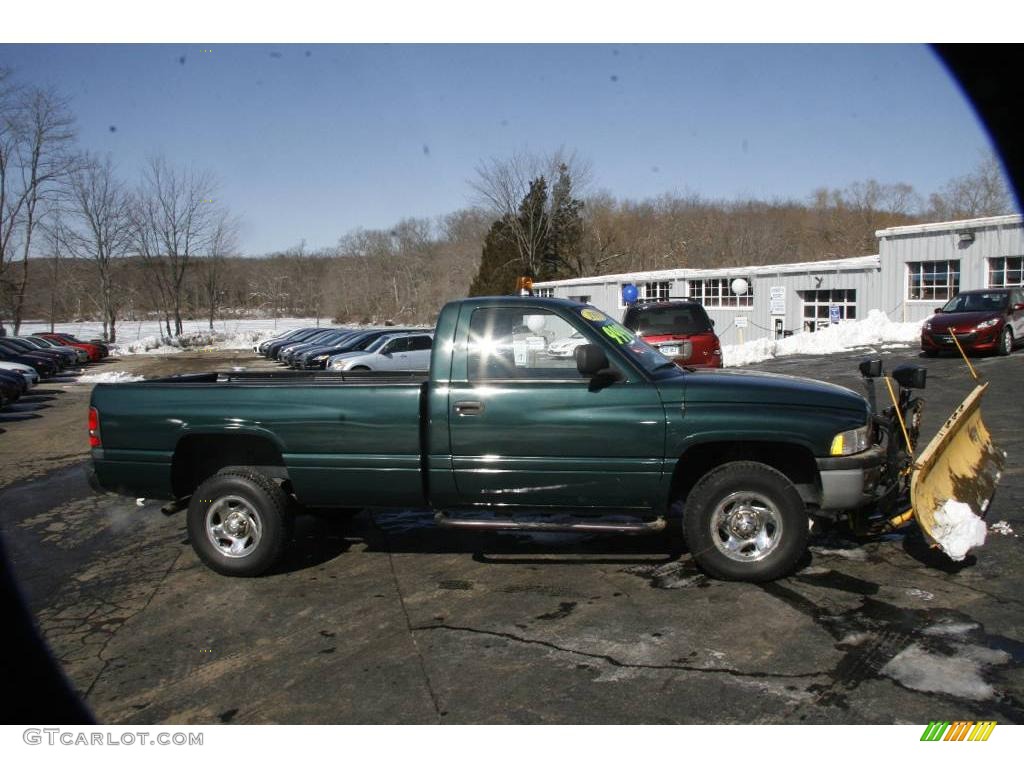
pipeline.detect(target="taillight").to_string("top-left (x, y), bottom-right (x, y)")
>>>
top-left (88, 406), bottom-right (101, 448)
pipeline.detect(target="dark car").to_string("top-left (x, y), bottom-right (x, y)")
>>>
top-left (622, 301), bottom-right (723, 368)
top-left (921, 288), bottom-right (1024, 357)
top-left (264, 328), bottom-right (326, 360)
top-left (0, 340), bottom-right (63, 374)
top-left (0, 346), bottom-right (58, 377)
top-left (280, 329), bottom-right (353, 367)
top-left (296, 328), bottom-right (418, 369)
top-left (0, 369), bottom-right (27, 407)
top-left (14, 336), bottom-right (80, 366)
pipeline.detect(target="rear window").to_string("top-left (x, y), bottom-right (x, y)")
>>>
top-left (623, 304), bottom-right (713, 335)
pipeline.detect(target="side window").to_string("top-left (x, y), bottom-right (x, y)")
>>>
top-left (468, 307), bottom-right (588, 382)
top-left (388, 337), bottom-right (412, 353)
top-left (410, 335), bottom-right (433, 351)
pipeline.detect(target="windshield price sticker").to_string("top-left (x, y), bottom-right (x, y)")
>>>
top-left (580, 308), bottom-right (606, 322)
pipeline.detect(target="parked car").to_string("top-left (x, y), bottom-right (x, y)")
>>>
top-left (264, 328), bottom-right (328, 360)
top-left (0, 345), bottom-right (58, 378)
top-left (15, 336), bottom-right (84, 365)
top-left (328, 332), bottom-right (434, 371)
top-left (546, 330), bottom-right (588, 358)
top-left (0, 339), bottom-right (65, 373)
top-left (298, 328), bottom-right (418, 369)
top-left (0, 369), bottom-right (27, 406)
top-left (0, 360), bottom-right (39, 388)
top-left (921, 288), bottom-right (1024, 357)
top-left (255, 328), bottom-right (306, 355)
top-left (34, 332), bottom-right (105, 362)
top-left (621, 300), bottom-right (723, 368)
top-left (280, 329), bottom-right (354, 367)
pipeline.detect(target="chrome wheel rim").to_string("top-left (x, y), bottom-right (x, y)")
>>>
top-left (1003, 329), bottom-right (1012, 354)
top-left (710, 491), bottom-right (783, 562)
top-left (206, 495), bottom-right (263, 558)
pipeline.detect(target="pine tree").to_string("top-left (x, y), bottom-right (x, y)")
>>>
top-left (544, 163), bottom-right (585, 279)
top-left (468, 217), bottom-right (521, 296)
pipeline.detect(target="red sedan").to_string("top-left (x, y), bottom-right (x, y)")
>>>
top-left (33, 333), bottom-right (105, 362)
top-left (921, 288), bottom-right (1024, 357)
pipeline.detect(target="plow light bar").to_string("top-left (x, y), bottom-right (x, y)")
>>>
top-left (893, 365), bottom-right (927, 390)
top-left (859, 359), bottom-right (883, 378)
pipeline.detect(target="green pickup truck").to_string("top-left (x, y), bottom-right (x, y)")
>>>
top-left (89, 296), bottom-right (915, 582)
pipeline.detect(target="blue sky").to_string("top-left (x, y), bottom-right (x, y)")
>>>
top-left (0, 44), bottom-right (998, 254)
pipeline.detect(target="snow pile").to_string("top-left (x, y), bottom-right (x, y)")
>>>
top-left (990, 520), bottom-right (1015, 536)
top-left (113, 327), bottom-right (309, 356)
top-left (930, 499), bottom-right (987, 561)
top-left (881, 643), bottom-right (1007, 700)
top-left (78, 371), bottom-right (146, 384)
top-left (722, 310), bottom-right (923, 368)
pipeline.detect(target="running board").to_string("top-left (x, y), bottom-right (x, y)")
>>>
top-left (434, 511), bottom-right (666, 535)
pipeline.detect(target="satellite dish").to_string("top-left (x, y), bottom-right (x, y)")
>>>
top-left (730, 278), bottom-right (749, 296)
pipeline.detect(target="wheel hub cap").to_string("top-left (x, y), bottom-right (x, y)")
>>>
top-left (710, 491), bottom-right (784, 563)
top-left (205, 495), bottom-right (263, 559)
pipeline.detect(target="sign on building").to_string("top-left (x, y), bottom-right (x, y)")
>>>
top-left (735, 316), bottom-right (749, 329)
top-left (769, 286), bottom-right (786, 316)
top-left (829, 305), bottom-right (841, 324)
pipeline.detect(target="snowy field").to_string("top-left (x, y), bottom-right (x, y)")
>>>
top-left (20, 309), bottom-right (924, 366)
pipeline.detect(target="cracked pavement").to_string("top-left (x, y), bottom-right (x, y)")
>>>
top-left (1, 346), bottom-right (1022, 723)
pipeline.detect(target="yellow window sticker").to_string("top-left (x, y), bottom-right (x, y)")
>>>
top-left (580, 308), bottom-right (607, 322)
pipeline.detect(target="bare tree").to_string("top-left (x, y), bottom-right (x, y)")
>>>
top-left (131, 156), bottom-right (221, 336)
top-left (202, 212), bottom-right (239, 329)
top-left (0, 73), bottom-right (76, 333)
top-left (469, 148), bottom-right (591, 277)
top-left (62, 154), bottom-right (133, 341)
top-left (928, 152), bottom-right (1017, 220)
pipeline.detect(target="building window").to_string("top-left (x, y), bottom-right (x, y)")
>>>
top-left (638, 281), bottom-right (671, 303)
top-left (988, 256), bottom-right (1023, 288)
top-left (568, 294), bottom-right (591, 304)
top-left (800, 289), bottom-right (857, 332)
top-left (906, 260), bottom-right (960, 301)
top-left (534, 287), bottom-right (554, 298)
top-left (688, 277), bottom-right (753, 308)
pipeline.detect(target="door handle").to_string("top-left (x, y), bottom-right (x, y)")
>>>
top-left (454, 400), bottom-right (484, 416)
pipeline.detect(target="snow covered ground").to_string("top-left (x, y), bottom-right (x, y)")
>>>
top-left (20, 309), bottom-right (923, 366)
top-left (721, 310), bottom-right (922, 367)
top-left (19, 317), bottom-right (322, 357)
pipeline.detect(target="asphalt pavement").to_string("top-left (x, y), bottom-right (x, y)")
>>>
top-left (1, 344), bottom-right (1021, 724)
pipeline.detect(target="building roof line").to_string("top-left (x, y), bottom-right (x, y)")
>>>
top-left (533, 254), bottom-right (880, 288)
top-left (875, 213), bottom-right (1022, 239)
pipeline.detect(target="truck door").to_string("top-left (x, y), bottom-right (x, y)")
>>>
top-left (446, 305), bottom-right (666, 510)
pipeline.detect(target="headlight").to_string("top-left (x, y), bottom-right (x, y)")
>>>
top-left (830, 425), bottom-right (869, 456)
top-left (975, 318), bottom-right (1000, 330)
top-left (312, 354), bottom-right (328, 361)
top-left (922, 320), bottom-right (932, 331)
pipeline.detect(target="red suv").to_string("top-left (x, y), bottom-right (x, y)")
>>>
top-left (622, 301), bottom-right (723, 368)
top-left (921, 288), bottom-right (1024, 357)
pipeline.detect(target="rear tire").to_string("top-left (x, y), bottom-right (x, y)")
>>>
top-left (922, 349), bottom-right (939, 358)
top-left (187, 467), bottom-right (293, 577)
top-left (682, 461), bottom-right (809, 582)
top-left (998, 327), bottom-right (1013, 356)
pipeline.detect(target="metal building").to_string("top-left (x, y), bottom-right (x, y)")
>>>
top-left (533, 214), bottom-right (1023, 346)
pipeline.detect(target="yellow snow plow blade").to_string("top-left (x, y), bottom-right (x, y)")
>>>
top-left (910, 382), bottom-right (1004, 545)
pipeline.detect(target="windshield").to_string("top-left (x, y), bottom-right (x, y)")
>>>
top-left (941, 292), bottom-right (1009, 313)
top-left (624, 304), bottom-right (713, 335)
top-left (575, 306), bottom-right (675, 374)
top-left (365, 335), bottom-right (392, 352)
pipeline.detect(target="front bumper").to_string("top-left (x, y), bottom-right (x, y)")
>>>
top-left (921, 328), bottom-right (999, 352)
top-left (815, 443), bottom-right (887, 511)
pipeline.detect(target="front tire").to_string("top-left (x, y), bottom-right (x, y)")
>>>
top-left (998, 326), bottom-right (1013, 356)
top-left (682, 461), bottom-right (809, 582)
top-left (187, 468), bottom-right (293, 576)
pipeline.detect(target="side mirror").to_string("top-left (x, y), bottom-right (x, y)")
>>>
top-left (934, 307), bottom-right (943, 314)
top-left (575, 344), bottom-right (608, 376)
top-left (1014, 303), bottom-right (1024, 312)
top-left (574, 344), bottom-right (623, 388)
